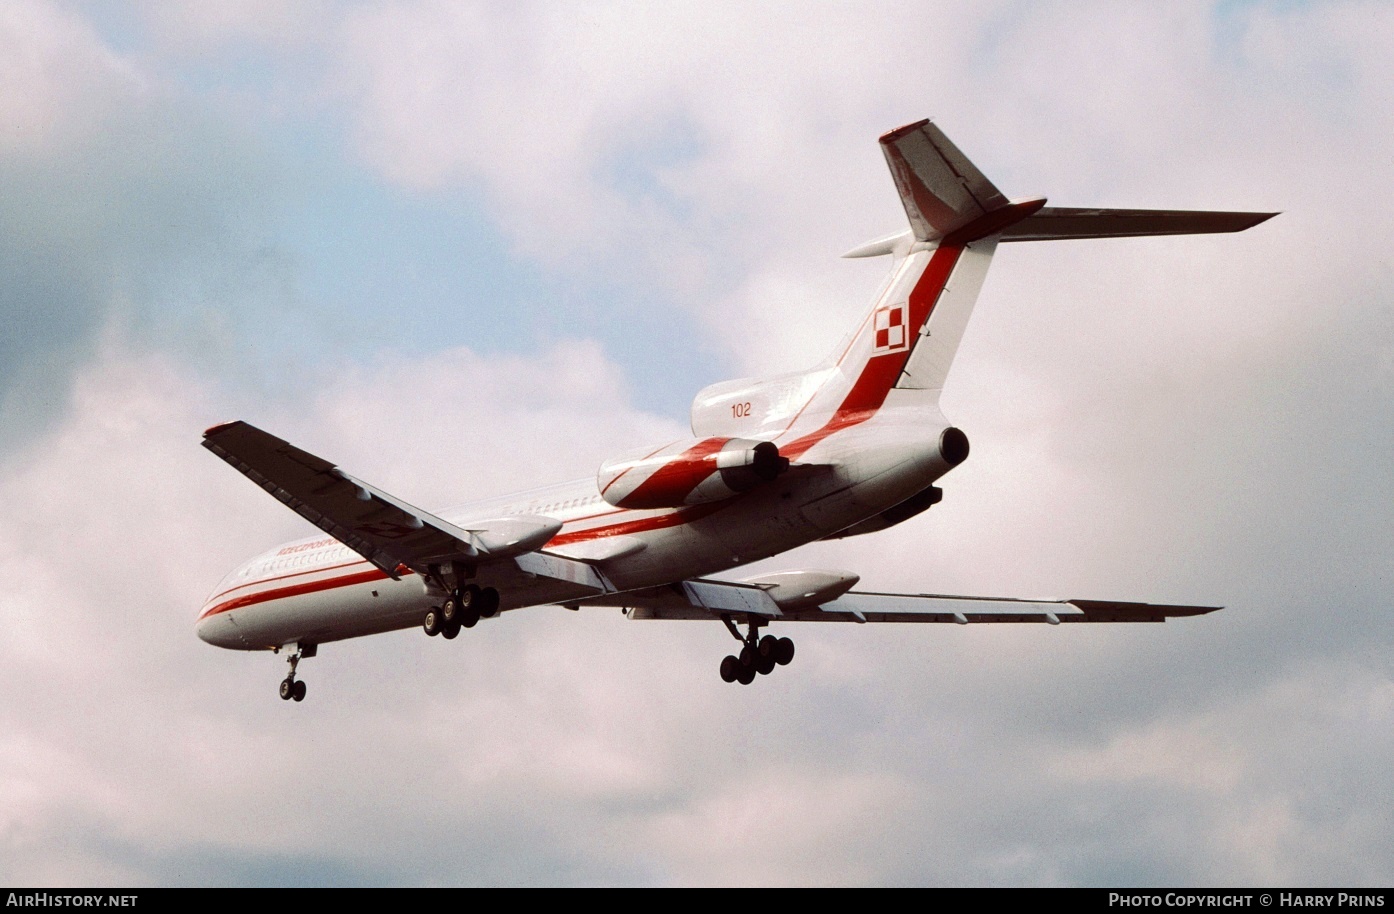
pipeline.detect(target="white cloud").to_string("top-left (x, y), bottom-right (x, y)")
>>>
top-left (3, 0), bottom-right (1394, 888)
top-left (325, 0), bottom-right (1394, 487)
top-left (0, 1), bottom-right (146, 156)
top-left (139, 0), bottom-right (335, 53)
top-left (331, 2), bottom-right (977, 285)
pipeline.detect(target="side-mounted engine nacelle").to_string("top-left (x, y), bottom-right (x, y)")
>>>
top-left (598, 437), bottom-right (790, 510)
top-left (821, 425), bottom-right (970, 540)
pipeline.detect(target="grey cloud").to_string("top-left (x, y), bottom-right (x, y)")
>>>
top-left (0, 24), bottom-right (296, 453)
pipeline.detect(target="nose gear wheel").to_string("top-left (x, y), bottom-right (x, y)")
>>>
top-left (277, 644), bottom-right (313, 701)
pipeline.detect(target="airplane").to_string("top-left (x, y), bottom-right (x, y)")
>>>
top-left (197, 120), bottom-right (1274, 700)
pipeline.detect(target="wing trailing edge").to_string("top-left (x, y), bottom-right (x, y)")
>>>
top-left (595, 573), bottom-right (1221, 625)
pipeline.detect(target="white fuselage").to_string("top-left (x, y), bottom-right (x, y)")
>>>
top-left (197, 402), bottom-right (958, 651)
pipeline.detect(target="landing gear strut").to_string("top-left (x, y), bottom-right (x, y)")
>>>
top-left (423, 583), bottom-right (501, 640)
top-left (718, 615), bottom-right (794, 685)
top-left (277, 643), bottom-right (314, 702)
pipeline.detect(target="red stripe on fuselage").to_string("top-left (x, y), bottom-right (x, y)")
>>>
top-left (777, 200), bottom-right (1045, 461)
top-left (202, 567), bottom-right (388, 619)
top-left (842, 244), bottom-right (961, 415)
top-left (202, 503), bottom-right (723, 619)
top-left (617, 437), bottom-right (730, 509)
top-left (780, 243), bottom-right (962, 460)
top-left (204, 558), bottom-right (367, 610)
top-left (599, 439), bottom-right (678, 498)
top-left (547, 501), bottom-right (723, 545)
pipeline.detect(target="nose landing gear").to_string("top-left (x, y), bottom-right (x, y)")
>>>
top-left (718, 616), bottom-right (794, 684)
top-left (277, 643), bottom-right (315, 701)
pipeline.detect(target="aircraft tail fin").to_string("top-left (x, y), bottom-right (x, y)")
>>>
top-left (822, 122), bottom-right (1277, 403)
top-left (857, 121), bottom-right (1044, 399)
top-left (880, 119), bottom-right (1013, 243)
top-left (698, 120), bottom-right (1275, 448)
top-left (727, 123), bottom-right (1044, 445)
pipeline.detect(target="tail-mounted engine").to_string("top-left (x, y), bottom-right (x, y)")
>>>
top-left (598, 437), bottom-right (789, 510)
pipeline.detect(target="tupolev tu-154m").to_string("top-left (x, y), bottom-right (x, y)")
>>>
top-left (198, 120), bottom-right (1273, 700)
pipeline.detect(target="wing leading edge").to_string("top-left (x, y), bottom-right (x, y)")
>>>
top-left (203, 420), bottom-right (560, 578)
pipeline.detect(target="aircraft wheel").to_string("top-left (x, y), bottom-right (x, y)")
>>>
top-left (775, 637), bottom-right (795, 666)
top-left (756, 651), bottom-right (777, 676)
top-left (737, 664), bottom-right (757, 685)
top-left (423, 608), bottom-right (443, 637)
top-left (441, 597), bottom-right (458, 623)
top-left (720, 655), bottom-right (740, 683)
top-left (279, 678), bottom-right (294, 701)
top-left (739, 645), bottom-right (755, 669)
top-left (758, 634), bottom-right (778, 658)
top-left (460, 584), bottom-right (480, 610)
top-left (479, 587), bottom-right (500, 619)
top-left (292, 680), bottom-right (307, 702)
top-left (461, 605), bottom-right (481, 629)
top-left (442, 619), bottom-right (461, 640)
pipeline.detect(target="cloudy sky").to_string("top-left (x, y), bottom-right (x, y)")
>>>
top-left (2, 0), bottom-right (1391, 887)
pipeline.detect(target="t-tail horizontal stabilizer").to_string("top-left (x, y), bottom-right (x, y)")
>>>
top-left (1001, 207), bottom-right (1278, 242)
top-left (848, 119), bottom-right (1275, 256)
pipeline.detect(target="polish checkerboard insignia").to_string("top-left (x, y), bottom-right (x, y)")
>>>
top-left (873, 303), bottom-right (909, 354)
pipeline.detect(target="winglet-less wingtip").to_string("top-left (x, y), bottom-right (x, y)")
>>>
top-left (203, 420), bottom-right (243, 438)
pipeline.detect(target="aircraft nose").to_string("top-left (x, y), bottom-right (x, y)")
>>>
top-left (196, 608), bottom-right (244, 649)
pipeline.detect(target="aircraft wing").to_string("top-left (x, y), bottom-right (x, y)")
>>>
top-left (605, 574), bottom-right (1218, 624)
top-left (203, 420), bottom-right (559, 579)
top-left (772, 592), bottom-right (1218, 624)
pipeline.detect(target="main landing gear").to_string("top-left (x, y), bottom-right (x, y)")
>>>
top-left (423, 583), bottom-right (500, 639)
top-left (278, 643), bottom-right (315, 702)
top-left (718, 615), bottom-right (794, 685)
